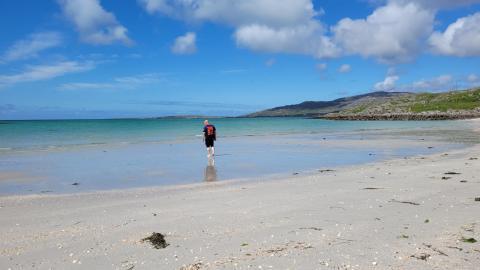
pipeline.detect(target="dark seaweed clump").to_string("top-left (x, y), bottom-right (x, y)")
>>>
top-left (461, 237), bottom-right (477, 243)
top-left (142, 232), bottom-right (169, 249)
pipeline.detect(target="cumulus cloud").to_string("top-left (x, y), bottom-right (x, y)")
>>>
top-left (58, 0), bottom-right (132, 45)
top-left (374, 75), bottom-right (399, 91)
top-left (138, 0), bottom-right (480, 62)
top-left (171, 32), bottom-right (197, 54)
top-left (394, 0), bottom-right (480, 10)
top-left (0, 61), bottom-right (94, 87)
top-left (139, 0), bottom-right (339, 59)
top-left (235, 22), bottom-right (340, 59)
top-left (333, 1), bottom-right (434, 63)
top-left (338, 64), bottom-right (351, 73)
top-left (1, 32), bottom-right (62, 62)
top-left (410, 75), bottom-right (454, 92)
top-left (138, 0), bottom-right (316, 27)
top-left (429, 12), bottom-right (480, 57)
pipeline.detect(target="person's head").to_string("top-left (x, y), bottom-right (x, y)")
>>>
top-left (204, 120), bottom-right (209, 126)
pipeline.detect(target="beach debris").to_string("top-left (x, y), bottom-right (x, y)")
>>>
top-left (427, 146), bottom-right (434, 149)
top-left (424, 219), bottom-right (430, 223)
top-left (265, 246), bottom-right (288, 254)
top-left (444, 171), bottom-right (461, 175)
top-left (475, 197), bottom-right (480, 202)
top-left (152, 213), bottom-right (157, 216)
top-left (460, 237), bottom-right (477, 243)
top-left (423, 244), bottom-right (448, 256)
top-left (469, 157), bottom-right (478, 160)
top-left (241, 243), bottom-right (248, 247)
top-left (319, 169), bottom-right (335, 173)
top-left (441, 176), bottom-right (451, 180)
top-left (141, 232), bottom-right (169, 249)
top-left (293, 172), bottom-right (299, 175)
top-left (462, 224), bottom-right (475, 232)
top-left (460, 180), bottom-right (468, 183)
top-left (180, 263), bottom-right (203, 270)
top-left (389, 199), bottom-right (420, 206)
top-left (121, 261), bottom-right (135, 270)
top-left (362, 187), bottom-right (384, 190)
top-left (299, 227), bottom-right (322, 231)
top-left (368, 153), bottom-right (375, 156)
top-left (411, 253), bottom-right (430, 261)
top-left (72, 182), bottom-right (80, 186)
top-left (398, 234), bottom-right (409, 239)
top-left (446, 246), bottom-right (463, 251)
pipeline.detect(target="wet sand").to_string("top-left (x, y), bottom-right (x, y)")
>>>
top-left (1, 121), bottom-right (480, 269)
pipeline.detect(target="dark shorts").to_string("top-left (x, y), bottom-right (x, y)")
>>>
top-left (205, 137), bottom-right (215, 147)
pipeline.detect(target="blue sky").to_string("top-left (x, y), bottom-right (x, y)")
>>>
top-left (0, 0), bottom-right (479, 119)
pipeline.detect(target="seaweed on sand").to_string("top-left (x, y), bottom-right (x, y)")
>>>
top-left (461, 237), bottom-right (477, 243)
top-left (142, 232), bottom-right (169, 249)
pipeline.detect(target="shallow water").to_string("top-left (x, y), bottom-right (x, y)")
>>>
top-left (0, 118), bottom-right (477, 195)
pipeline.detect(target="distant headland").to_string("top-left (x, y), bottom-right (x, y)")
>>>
top-left (245, 88), bottom-right (480, 120)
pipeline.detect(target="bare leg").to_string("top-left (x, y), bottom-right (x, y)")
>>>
top-left (211, 146), bottom-right (215, 157)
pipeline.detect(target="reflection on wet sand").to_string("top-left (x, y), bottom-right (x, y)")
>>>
top-left (204, 158), bottom-right (217, 182)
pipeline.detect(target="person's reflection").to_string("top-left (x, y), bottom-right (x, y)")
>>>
top-left (204, 158), bottom-right (218, 182)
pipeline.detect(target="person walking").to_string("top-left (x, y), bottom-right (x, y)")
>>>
top-left (203, 120), bottom-right (216, 158)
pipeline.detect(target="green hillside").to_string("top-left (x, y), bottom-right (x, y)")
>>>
top-left (246, 88), bottom-right (480, 120)
top-left (338, 88), bottom-right (480, 115)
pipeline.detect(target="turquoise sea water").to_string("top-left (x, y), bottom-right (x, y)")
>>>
top-left (0, 118), bottom-right (478, 195)
top-left (0, 118), bottom-right (477, 151)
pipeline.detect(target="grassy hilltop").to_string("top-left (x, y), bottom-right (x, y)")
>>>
top-left (246, 88), bottom-right (480, 120)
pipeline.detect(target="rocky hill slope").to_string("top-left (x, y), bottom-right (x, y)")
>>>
top-left (246, 88), bottom-right (480, 120)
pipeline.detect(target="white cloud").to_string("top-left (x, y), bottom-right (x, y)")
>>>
top-left (58, 0), bottom-right (132, 45)
top-left (139, 0), bottom-right (339, 59)
top-left (338, 64), bottom-right (351, 73)
top-left (138, 0), bottom-right (316, 28)
top-left (171, 32), bottom-right (197, 54)
top-left (429, 12), bottom-right (480, 57)
top-left (333, 1), bottom-right (434, 63)
top-left (0, 61), bottom-right (95, 87)
top-left (138, 0), bottom-right (480, 63)
top-left (374, 75), bottom-right (399, 91)
top-left (235, 22), bottom-right (340, 59)
top-left (410, 75), bottom-right (453, 92)
top-left (394, 0), bottom-right (480, 10)
top-left (59, 73), bottom-right (164, 90)
top-left (1, 32), bottom-right (62, 62)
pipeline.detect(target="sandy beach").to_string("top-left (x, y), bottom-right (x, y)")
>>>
top-left (1, 125), bottom-right (480, 269)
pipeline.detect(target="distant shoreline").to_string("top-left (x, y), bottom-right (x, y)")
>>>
top-left (318, 112), bottom-right (480, 121)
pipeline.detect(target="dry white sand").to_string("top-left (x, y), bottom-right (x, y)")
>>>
top-left (1, 132), bottom-right (480, 269)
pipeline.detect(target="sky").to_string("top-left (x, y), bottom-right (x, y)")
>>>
top-left (0, 0), bottom-right (480, 119)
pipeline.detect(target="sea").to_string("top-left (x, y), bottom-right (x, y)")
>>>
top-left (0, 118), bottom-right (478, 195)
